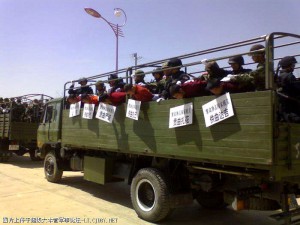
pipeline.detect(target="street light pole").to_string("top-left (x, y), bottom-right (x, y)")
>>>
top-left (84, 7), bottom-right (127, 73)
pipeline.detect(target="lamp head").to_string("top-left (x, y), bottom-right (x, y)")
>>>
top-left (84, 8), bottom-right (101, 18)
top-left (114, 9), bottom-right (122, 17)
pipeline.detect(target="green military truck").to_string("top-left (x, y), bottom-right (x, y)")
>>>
top-left (37, 32), bottom-right (300, 224)
top-left (0, 94), bottom-right (52, 161)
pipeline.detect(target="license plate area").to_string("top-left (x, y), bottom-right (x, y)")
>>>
top-left (9, 145), bottom-right (19, 150)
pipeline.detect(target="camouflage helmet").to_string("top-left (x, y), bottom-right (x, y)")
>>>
top-left (167, 58), bottom-right (183, 68)
top-left (4, 98), bottom-right (10, 103)
top-left (228, 55), bottom-right (245, 65)
top-left (133, 70), bottom-right (145, 78)
top-left (205, 61), bottom-right (220, 71)
top-left (78, 77), bottom-right (88, 84)
top-left (33, 99), bottom-right (39, 105)
top-left (95, 80), bottom-right (105, 87)
top-left (249, 44), bottom-right (265, 56)
top-left (108, 74), bottom-right (118, 81)
top-left (161, 61), bottom-right (169, 69)
top-left (279, 56), bottom-right (297, 68)
top-left (152, 67), bottom-right (163, 76)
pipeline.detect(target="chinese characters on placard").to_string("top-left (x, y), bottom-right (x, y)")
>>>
top-left (126, 99), bottom-right (141, 120)
top-left (169, 102), bottom-right (193, 128)
top-left (96, 103), bottom-right (116, 123)
top-left (82, 104), bottom-right (95, 119)
top-left (69, 102), bottom-right (80, 117)
top-left (202, 93), bottom-right (234, 127)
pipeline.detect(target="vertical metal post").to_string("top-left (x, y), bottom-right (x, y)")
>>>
top-left (265, 33), bottom-right (275, 90)
top-left (116, 24), bottom-right (119, 73)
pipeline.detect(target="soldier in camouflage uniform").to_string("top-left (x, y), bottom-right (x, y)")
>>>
top-left (231, 44), bottom-right (266, 91)
top-left (147, 67), bottom-right (166, 95)
top-left (161, 58), bottom-right (190, 99)
top-left (228, 55), bottom-right (252, 74)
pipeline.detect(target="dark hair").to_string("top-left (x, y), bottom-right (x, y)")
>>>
top-left (124, 84), bottom-right (133, 92)
top-left (98, 93), bottom-right (109, 102)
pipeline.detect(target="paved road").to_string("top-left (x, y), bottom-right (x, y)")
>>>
top-left (0, 155), bottom-right (281, 225)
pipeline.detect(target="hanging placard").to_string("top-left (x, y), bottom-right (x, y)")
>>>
top-left (96, 103), bottom-right (116, 123)
top-left (69, 102), bottom-right (80, 117)
top-left (169, 102), bottom-right (193, 128)
top-left (82, 103), bottom-right (95, 119)
top-left (202, 92), bottom-right (234, 127)
top-left (126, 99), bottom-right (141, 120)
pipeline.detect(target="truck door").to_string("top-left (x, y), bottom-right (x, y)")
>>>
top-left (37, 100), bottom-right (61, 148)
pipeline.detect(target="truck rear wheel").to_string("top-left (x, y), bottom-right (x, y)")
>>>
top-left (44, 151), bottom-right (63, 183)
top-left (131, 168), bottom-right (172, 222)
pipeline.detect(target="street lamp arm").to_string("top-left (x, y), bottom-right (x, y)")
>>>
top-left (102, 17), bottom-right (124, 37)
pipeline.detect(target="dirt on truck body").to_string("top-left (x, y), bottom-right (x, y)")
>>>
top-left (38, 32), bottom-right (300, 224)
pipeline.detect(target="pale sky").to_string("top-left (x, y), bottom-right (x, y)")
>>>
top-left (0, 0), bottom-right (299, 98)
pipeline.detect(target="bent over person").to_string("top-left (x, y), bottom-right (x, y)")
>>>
top-left (124, 84), bottom-right (154, 102)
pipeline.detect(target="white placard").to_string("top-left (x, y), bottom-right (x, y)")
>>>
top-left (202, 93), bottom-right (234, 127)
top-left (169, 102), bottom-right (193, 128)
top-left (96, 103), bottom-right (116, 123)
top-left (69, 102), bottom-right (81, 117)
top-left (126, 99), bottom-right (141, 120)
top-left (82, 103), bottom-right (95, 119)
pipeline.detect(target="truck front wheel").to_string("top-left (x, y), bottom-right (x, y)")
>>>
top-left (131, 168), bottom-right (172, 222)
top-left (44, 151), bottom-right (63, 183)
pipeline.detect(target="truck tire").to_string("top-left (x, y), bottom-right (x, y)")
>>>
top-left (196, 190), bottom-right (227, 209)
top-left (44, 151), bottom-right (63, 183)
top-left (131, 168), bottom-right (172, 222)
